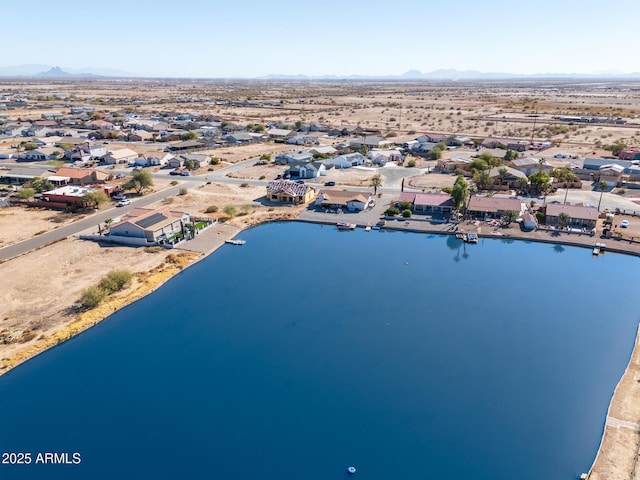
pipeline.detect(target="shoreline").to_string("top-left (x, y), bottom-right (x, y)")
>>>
top-left (1, 216), bottom-right (640, 478)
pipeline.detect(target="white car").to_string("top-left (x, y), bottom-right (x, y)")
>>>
top-left (116, 199), bottom-right (131, 207)
top-left (620, 220), bottom-right (630, 228)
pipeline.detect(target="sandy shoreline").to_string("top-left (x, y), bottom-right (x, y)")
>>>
top-left (1, 217), bottom-right (639, 478)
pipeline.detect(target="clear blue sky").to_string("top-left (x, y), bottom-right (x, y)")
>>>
top-left (3, 0), bottom-right (639, 77)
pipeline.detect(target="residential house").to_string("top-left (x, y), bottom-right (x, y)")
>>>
top-left (87, 120), bottom-right (116, 130)
top-left (438, 157), bottom-right (472, 173)
top-left (315, 190), bottom-right (372, 211)
top-left (267, 128), bottom-right (295, 140)
top-left (126, 130), bottom-right (154, 142)
top-left (331, 152), bottom-right (366, 169)
top-left (168, 157), bottom-right (184, 169)
top-left (33, 136), bottom-right (63, 147)
top-left (147, 153), bottom-right (174, 167)
top-left (369, 148), bottom-right (403, 165)
top-left (545, 203), bottom-right (598, 228)
top-left (42, 185), bottom-right (103, 208)
top-left (349, 136), bottom-right (391, 150)
top-left (447, 136), bottom-right (474, 147)
top-left (66, 142), bottom-right (107, 162)
top-left (223, 132), bottom-right (256, 143)
top-left (506, 141), bottom-right (529, 152)
top-left (510, 157), bottom-right (552, 176)
top-left (167, 140), bottom-right (206, 151)
top-left (399, 192), bottom-right (454, 214)
top-left (178, 153), bottom-right (209, 169)
top-left (23, 147), bottom-right (61, 161)
top-left (596, 164), bottom-right (625, 187)
top-left (287, 134), bottom-right (318, 146)
top-left (287, 161), bottom-right (326, 179)
top-left (108, 208), bottom-right (190, 245)
top-left (309, 145), bottom-right (337, 156)
top-left (487, 166), bottom-right (528, 189)
top-left (102, 148), bottom-right (139, 164)
top-left (416, 133), bottom-right (447, 143)
top-left (619, 147), bottom-right (640, 160)
top-left (55, 167), bottom-right (110, 185)
top-left (266, 180), bottom-right (315, 204)
top-left (25, 126), bottom-right (53, 137)
top-left (411, 142), bottom-right (438, 156)
top-left (481, 137), bottom-right (511, 149)
top-left (275, 151), bottom-right (314, 164)
top-left (328, 125), bottom-right (363, 137)
top-left (467, 195), bottom-right (523, 219)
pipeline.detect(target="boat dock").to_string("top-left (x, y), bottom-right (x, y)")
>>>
top-left (593, 242), bottom-right (606, 256)
top-left (225, 239), bottom-right (246, 245)
top-left (456, 232), bottom-right (478, 243)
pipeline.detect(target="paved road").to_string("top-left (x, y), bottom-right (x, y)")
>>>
top-left (0, 181), bottom-right (199, 261)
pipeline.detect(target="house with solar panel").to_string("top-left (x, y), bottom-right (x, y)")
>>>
top-left (107, 208), bottom-right (191, 246)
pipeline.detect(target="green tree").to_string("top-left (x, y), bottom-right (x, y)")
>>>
top-left (184, 159), bottom-right (196, 170)
top-left (597, 181), bottom-right (609, 211)
top-left (18, 187), bottom-right (35, 199)
top-left (402, 209), bottom-right (412, 218)
top-left (104, 218), bottom-right (113, 230)
top-left (517, 177), bottom-right (529, 192)
top-left (529, 170), bottom-right (551, 193)
top-left (82, 190), bottom-right (109, 208)
top-left (259, 153), bottom-right (271, 163)
top-left (497, 167), bottom-right (508, 184)
top-left (469, 158), bottom-right (489, 173)
top-left (385, 206), bottom-right (400, 216)
top-left (19, 141), bottom-right (37, 151)
top-left (503, 210), bottom-right (518, 224)
top-left (27, 177), bottom-right (54, 193)
top-left (124, 170), bottom-right (153, 194)
top-left (473, 170), bottom-right (491, 190)
top-left (223, 204), bottom-right (237, 217)
top-left (558, 212), bottom-right (570, 228)
top-left (604, 142), bottom-right (627, 156)
top-left (370, 173), bottom-right (383, 195)
top-left (98, 269), bottom-right (133, 293)
top-left (210, 157), bottom-right (220, 165)
top-left (504, 149), bottom-right (518, 162)
top-left (181, 131), bottom-right (198, 141)
top-left (451, 175), bottom-right (469, 210)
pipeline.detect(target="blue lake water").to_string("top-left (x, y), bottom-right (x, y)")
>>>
top-left (1, 222), bottom-right (640, 480)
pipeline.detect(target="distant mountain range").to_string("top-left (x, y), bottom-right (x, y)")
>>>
top-left (0, 64), bottom-right (639, 80)
top-left (0, 64), bottom-right (141, 78)
top-left (262, 69), bottom-right (640, 81)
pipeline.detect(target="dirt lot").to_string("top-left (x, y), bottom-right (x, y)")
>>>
top-left (405, 172), bottom-right (457, 190)
top-left (0, 207), bottom-right (83, 246)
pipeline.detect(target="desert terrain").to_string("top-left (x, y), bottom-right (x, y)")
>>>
top-left (2, 78), bottom-right (640, 478)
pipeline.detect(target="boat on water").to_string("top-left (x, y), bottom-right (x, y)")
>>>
top-left (225, 239), bottom-right (246, 245)
top-left (336, 222), bottom-right (357, 230)
top-left (466, 233), bottom-right (478, 243)
top-left (347, 466), bottom-right (357, 474)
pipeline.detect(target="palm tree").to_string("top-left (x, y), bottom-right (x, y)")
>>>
top-left (597, 181), bottom-right (609, 211)
top-left (503, 210), bottom-right (518, 225)
top-left (558, 212), bottom-right (570, 229)
top-left (370, 174), bottom-right (382, 195)
top-left (517, 177), bottom-right (529, 193)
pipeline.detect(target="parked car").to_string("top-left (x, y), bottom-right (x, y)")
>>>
top-left (113, 194), bottom-right (127, 201)
top-left (295, 179), bottom-right (305, 184)
top-left (180, 171), bottom-right (191, 176)
top-left (324, 181), bottom-right (336, 186)
top-left (116, 199), bottom-right (131, 207)
top-left (115, 173), bottom-right (125, 179)
top-left (621, 220), bottom-right (630, 228)
top-left (169, 170), bottom-right (181, 175)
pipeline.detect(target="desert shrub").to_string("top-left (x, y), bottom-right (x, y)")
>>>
top-left (205, 205), bottom-right (218, 213)
top-left (179, 188), bottom-right (188, 195)
top-left (385, 206), bottom-right (400, 216)
top-left (240, 183), bottom-right (249, 188)
top-left (99, 270), bottom-right (133, 294)
top-left (402, 209), bottom-right (412, 218)
top-left (79, 285), bottom-right (107, 309)
top-left (170, 180), bottom-right (178, 186)
top-left (144, 246), bottom-right (164, 253)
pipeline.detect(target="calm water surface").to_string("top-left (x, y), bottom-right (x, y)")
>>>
top-left (1, 222), bottom-right (639, 480)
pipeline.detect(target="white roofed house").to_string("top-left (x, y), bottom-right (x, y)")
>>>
top-left (596, 164), bottom-right (625, 187)
top-left (148, 153), bottom-right (174, 166)
top-left (102, 148), bottom-right (139, 164)
top-left (315, 190), bottom-right (373, 212)
top-left (275, 151), bottom-right (314, 164)
top-left (287, 161), bottom-right (326, 179)
top-left (330, 153), bottom-right (366, 169)
top-left (267, 128), bottom-right (295, 140)
top-left (368, 148), bottom-right (403, 165)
